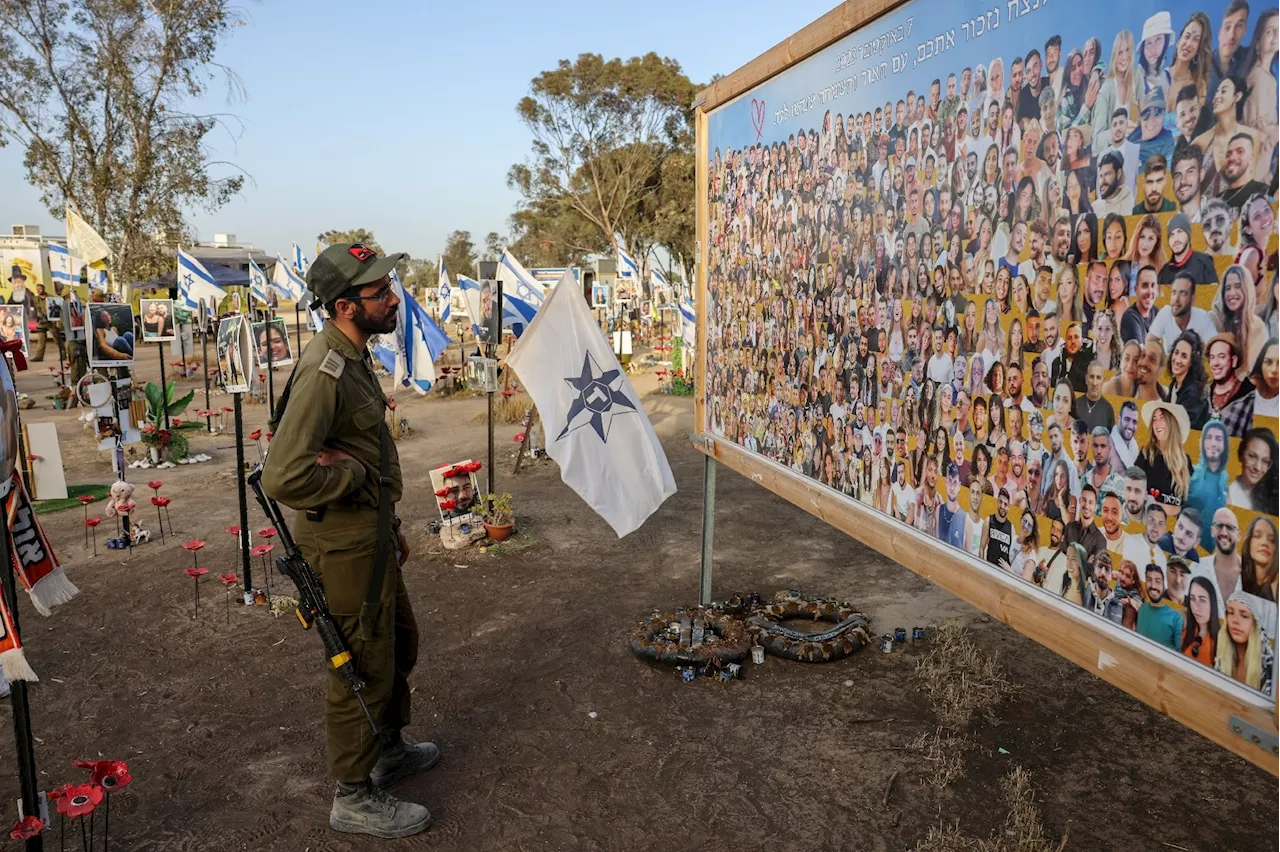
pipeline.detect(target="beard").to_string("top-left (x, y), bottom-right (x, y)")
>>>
top-left (353, 301), bottom-right (397, 335)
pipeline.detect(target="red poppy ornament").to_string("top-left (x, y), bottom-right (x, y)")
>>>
top-left (434, 488), bottom-right (449, 497)
top-left (172, 418), bottom-right (183, 427)
top-left (55, 784), bottom-right (102, 818)
top-left (513, 432), bottom-right (526, 442)
top-left (9, 815), bottom-right (43, 840)
top-left (219, 573), bottom-right (238, 621)
top-left (466, 461), bottom-right (483, 473)
top-left (147, 480), bottom-right (164, 491)
top-left (258, 527), bottom-right (277, 540)
top-left (183, 540), bottom-right (205, 572)
top-left (439, 499), bottom-right (458, 511)
top-left (78, 495), bottom-right (95, 504)
top-left (185, 567), bottom-right (208, 615)
top-left (249, 429), bottom-right (262, 441)
top-left (250, 543), bottom-right (274, 558)
top-left (226, 525), bottom-right (241, 536)
top-left (74, 759), bottom-right (133, 792)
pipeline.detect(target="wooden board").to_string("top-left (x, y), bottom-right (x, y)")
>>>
top-left (696, 434), bottom-right (1277, 773)
top-left (24, 422), bottom-right (67, 501)
top-left (696, 0), bottom-right (909, 112)
top-left (694, 0), bottom-right (1280, 774)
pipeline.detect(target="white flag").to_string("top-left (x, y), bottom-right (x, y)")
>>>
top-left (65, 206), bottom-right (111, 265)
top-left (505, 270), bottom-right (676, 537)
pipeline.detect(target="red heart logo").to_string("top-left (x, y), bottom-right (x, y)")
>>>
top-left (750, 98), bottom-right (766, 140)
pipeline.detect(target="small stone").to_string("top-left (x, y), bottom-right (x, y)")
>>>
top-left (588, 711), bottom-right (597, 719)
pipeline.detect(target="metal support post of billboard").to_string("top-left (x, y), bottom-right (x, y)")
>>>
top-left (699, 452), bottom-right (716, 606)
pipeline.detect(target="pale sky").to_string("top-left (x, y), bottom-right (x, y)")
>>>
top-left (0, 0), bottom-right (833, 265)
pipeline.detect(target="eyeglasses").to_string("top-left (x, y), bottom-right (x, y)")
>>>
top-left (342, 283), bottom-right (394, 303)
top-left (1212, 522), bottom-right (1239, 531)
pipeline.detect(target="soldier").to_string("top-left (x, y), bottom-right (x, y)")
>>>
top-left (261, 243), bottom-right (436, 839)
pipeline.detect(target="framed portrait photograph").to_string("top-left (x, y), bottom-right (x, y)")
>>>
top-left (87, 303), bottom-right (135, 368)
top-left (252, 317), bottom-right (294, 367)
top-left (216, 314), bottom-right (253, 394)
top-left (62, 296), bottom-right (85, 341)
top-left (0, 305), bottom-right (27, 356)
top-left (138, 298), bottom-right (176, 343)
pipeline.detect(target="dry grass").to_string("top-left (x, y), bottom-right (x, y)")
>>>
top-left (915, 621), bottom-right (1019, 731)
top-left (470, 393), bottom-right (534, 424)
top-left (909, 729), bottom-right (971, 790)
top-left (912, 766), bottom-right (1067, 852)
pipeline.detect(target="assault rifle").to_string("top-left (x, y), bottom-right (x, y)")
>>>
top-left (247, 465), bottom-right (379, 736)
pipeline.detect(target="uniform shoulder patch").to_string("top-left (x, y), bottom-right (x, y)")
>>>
top-left (319, 350), bottom-right (346, 379)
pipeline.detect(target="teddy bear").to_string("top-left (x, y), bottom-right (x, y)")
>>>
top-left (104, 480), bottom-right (150, 547)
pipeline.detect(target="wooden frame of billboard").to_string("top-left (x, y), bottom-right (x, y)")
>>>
top-left (692, 0), bottom-right (1279, 774)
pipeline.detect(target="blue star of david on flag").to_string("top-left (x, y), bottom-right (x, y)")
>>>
top-left (557, 351), bottom-right (637, 442)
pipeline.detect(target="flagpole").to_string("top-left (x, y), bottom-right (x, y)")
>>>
top-left (488, 279), bottom-right (501, 497)
top-left (266, 306), bottom-right (276, 413)
top-left (1, 355), bottom-right (43, 852)
top-left (202, 322), bottom-right (212, 433)
top-left (156, 343), bottom-right (170, 430)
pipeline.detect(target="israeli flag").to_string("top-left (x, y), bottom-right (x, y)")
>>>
top-left (457, 274), bottom-right (537, 338)
top-left (248, 258), bottom-right (271, 306)
top-left (271, 256), bottom-right (307, 301)
top-left (497, 250), bottom-right (545, 306)
top-left (48, 244), bottom-right (76, 290)
top-left (615, 239), bottom-right (640, 280)
top-left (382, 271), bottom-right (450, 394)
top-left (505, 270), bottom-right (676, 537)
top-left (292, 243), bottom-right (309, 275)
top-left (679, 296), bottom-right (697, 349)
top-left (437, 257), bottom-right (452, 323)
top-left (177, 250), bottom-right (226, 312)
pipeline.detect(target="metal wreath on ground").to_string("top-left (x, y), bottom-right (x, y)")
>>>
top-left (747, 592), bottom-right (872, 663)
top-left (629, 608), bottom-right (752, 666)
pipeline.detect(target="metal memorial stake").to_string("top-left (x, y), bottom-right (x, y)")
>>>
top-left (155, 343), bottom-right (169, 430)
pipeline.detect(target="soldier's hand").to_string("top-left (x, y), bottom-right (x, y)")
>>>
top-left (397, 530), bottom-right (409, 567)
top-left (316, 446), bottom-right (355, 467)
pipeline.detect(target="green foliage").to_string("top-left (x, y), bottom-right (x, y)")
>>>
top-left (671, 336), bottom-right (683, 374)
top-left (508, 52), bottom-right (698, 272)
top-left (318, 229), bottom-right (382, 254)
top-left (143, 381), bottom-right (195, 424)
top-left (480, 232), bottom-right (504, 262)
top-left (0, 0), bottom-right (246, 284)
top-left (441, 230), bottom-right (477, 280)
top-left (481, 492), bottom-right (514, 526)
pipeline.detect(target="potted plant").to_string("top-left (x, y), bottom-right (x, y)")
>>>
top-left (142, 381), bottom-right (194, 461)
top-left (481, 492), bottom-right (515, 541)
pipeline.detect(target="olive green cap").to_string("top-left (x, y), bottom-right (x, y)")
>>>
top-left (305, 243), bottom-right (405, 304)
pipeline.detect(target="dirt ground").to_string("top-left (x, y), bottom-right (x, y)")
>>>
top-left (0, 330), bottom-right (1275, 852)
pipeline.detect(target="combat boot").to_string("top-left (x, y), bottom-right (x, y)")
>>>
top-left (329, 779), bottom-right (431, 838)
top-left (370, 734), bottom-right (441, 788)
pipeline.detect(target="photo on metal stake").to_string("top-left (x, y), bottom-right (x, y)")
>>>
top-left (216, 314), bottom-right (253, 394)
top-left (87, 303), bottom-right (136, 368)
top-left (252, 317), bottom-right (294, 367)
top-left (0, 304), bottom-right (26, 356)
top-left (139, 298), bottom-right (177, 343)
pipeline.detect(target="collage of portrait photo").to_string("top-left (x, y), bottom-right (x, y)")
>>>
top-left (707, 0), bottom-right (1278, 696)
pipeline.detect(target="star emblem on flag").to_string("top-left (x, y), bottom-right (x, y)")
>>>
top-left (558, 351), bottom-right (636, 443)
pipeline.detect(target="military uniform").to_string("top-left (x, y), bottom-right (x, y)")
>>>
top-left (261, 318), bottom-right (415, 782)
top-left (256, 244), bottom-right (443, 838)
